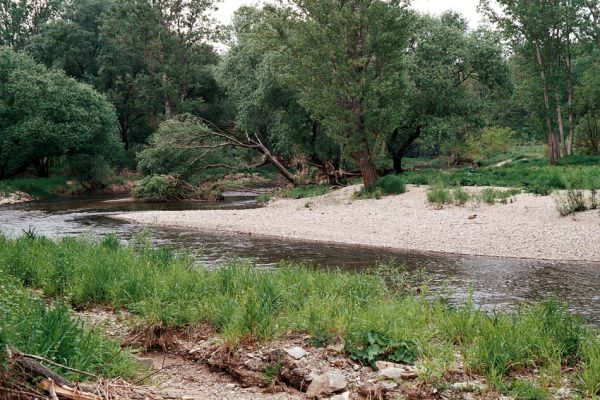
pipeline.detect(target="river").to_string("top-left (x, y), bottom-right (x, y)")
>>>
top-left (1, 194), bottom-right (599, 326)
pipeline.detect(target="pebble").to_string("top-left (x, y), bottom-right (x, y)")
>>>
top-left (284, 346), bottom-right (309, 359)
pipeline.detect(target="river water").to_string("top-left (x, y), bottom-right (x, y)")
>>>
top-left (1, 194), bottom-right (600, 326)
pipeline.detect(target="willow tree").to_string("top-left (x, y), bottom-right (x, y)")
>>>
top-left (264, 0), bottom-right (413, 189)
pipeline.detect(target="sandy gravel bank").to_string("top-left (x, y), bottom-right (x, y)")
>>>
top-left (0, 191), bottom-right (35, 206)
top-left (116, 185), bottom-right (600, 262)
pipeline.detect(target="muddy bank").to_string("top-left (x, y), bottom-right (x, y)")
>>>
top-left (116, 185), bottom-right (600, 262)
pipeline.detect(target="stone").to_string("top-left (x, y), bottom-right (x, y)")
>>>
top-left (284, 346), bottom-right (309, 360)
top-left (375, 361), bottom-right (402, 370)
top-left (378, 367), bottom-right (404, 379)
top-left (305, 371), bottom-right (347, 398)
top-left (328, 392), bottom-right (350, 400)
top-left (378, 365), bottom-right (418, 380)
top-left (451, 382), bottom-right (486, 392)
top-left (380, 381), bottom-right (398, 391)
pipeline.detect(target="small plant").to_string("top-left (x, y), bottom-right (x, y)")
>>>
top-left (256, 193), bottom-right (272, 204)
top-left (478, 188), bottom-right (521, 205)
top-left (508, 380), bottom-right (549, 400)
top-left (349, 331), bottom-right (417, 367)
top-left (263, 360), bottom-right (283, 386)
top-left (427, 183), bottom-right (452, 207)
top-left (554, 190), bottom-right (589, 216)
top-left (452, 186), bottom-right (470, 205)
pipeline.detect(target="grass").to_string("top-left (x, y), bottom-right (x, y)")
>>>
top-left (279, 184), bottom-right (329, 199)
top-left (354, 175), bottom-right (406, 200)
top-left (1, 234), bottom-right (600, 396)
top-left (0, 176), bottom-right (69, 197)
top-left (404, 155), bottom-right (600, 195)
top-left (0, 273), bottom-right (139, 381)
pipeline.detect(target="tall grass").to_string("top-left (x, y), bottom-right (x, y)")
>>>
top-left (1, 235), bottom-right (599, 395)
top-left (0, 273), bottom-right (139, 380)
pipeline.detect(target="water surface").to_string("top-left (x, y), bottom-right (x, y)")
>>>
top-left (1, 195), bottom-right (599, 325)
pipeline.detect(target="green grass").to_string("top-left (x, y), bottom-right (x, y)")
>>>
top-left (0, 176), bottom-right (69, 197)
top-left (1, 235), bottom-right (600, 396)
top-left (354, 175), bottom-right (406, 200)
top-left (278, 184), bottom-right (329, 199)
top-left (0, 273), bottom-right (139, 381)
top-left (404, 155), bottom-right (600, 195)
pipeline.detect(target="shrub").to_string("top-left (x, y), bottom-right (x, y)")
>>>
top-left (375, 175), bottom-right (406, 195)
top-left (132, 175), bottom-right (194, 202)
top-left (427, 183), bottom-right (452, 207)
top-left (554, 190), bottom-right (598, 216)
top-left (452, 186), bottom-right (470, 205)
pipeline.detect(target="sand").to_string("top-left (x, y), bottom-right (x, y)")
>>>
top-left (115, 185), bottom-right (600, 262)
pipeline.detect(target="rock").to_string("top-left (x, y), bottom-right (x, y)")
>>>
top-left (378, 365), bottom-right (418, 380)
top-left (380, 381), bottom-right (398, 391)
top-left (555, 387), bottom-right (572, 399)
top-left (375, 361), bottom-right (402, 370)
top-left (305, 371), bottom-right (347, 398)
top-left (135, 357), bottom-right (155, 369)
top-left (468, 214), bottom-right (477, 220)
top-left (451, 382), bottom-right (486, 392)
top-left (326, 342), bottom-right (345, 352)
top-left (378, 367), bottom-right (404, 379)
top-left (328, 392), bottom-right (350, 400)
top-left (284, 346), bottom-right (309, 360)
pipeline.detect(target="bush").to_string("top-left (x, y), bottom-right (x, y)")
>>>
top-left (132, 175), bottom-right (194, 202)
top-left (554, 190), bottom-right (597, 216)
top-left (452, 186), bottom-right (470, 205)
top-left (427, 183), bottom-right (452, 207)
top-left (375, 175), bottom-right (406, 195)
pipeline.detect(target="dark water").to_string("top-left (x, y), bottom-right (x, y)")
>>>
top-left (1, 194), bottom-right (600, 325)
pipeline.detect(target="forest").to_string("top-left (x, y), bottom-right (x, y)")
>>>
top-left (0, 0), bottom-right (599, 196)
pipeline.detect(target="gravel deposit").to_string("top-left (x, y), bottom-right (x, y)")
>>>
top-left (115, 185), bottom-right (600, 262)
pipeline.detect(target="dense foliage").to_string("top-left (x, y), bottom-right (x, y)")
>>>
top-left (0, 0), bottom-right (598, 190)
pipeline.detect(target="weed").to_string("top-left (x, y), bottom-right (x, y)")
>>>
top-left (256, 193), bottom-right (272, 203)
top-left (279, 185), bottom-right (329, 199)
top-left (554, 190), bottom-right (593, 216)
top-left (452, 186), bottom-right (470, 205)
top-left (427, 183), bottom-right (452, 207)
top-left (508, 380), bottom-right (549, 400)
top-left (263, 360), bottom-right (283, 385)
top-left (478, 188), bottom-right (521, 205)
top-left (349, 331), bottom-right (417, 367)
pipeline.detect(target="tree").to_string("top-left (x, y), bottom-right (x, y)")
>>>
top-left (97, 0), bottom-right (222, 149)
top-left (0, 48), bottom-right (121, 178)
top-left (0, 0), bottom-right (64, 49)
top-left (387, 13), bottom-right (510, 172)
top-left (219, 6), bottom-right (342, 182)
top-left (137, 114), bottom-right (298, 184)
top-left (482, 0), bottom-right (587, 161)
top-left (262, 0), bottom-right (413, 189)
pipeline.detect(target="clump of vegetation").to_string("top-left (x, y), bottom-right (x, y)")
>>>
top-left (426, 183), bottom-right (472, 207)
top-left (478, 188), bottom-right (521, 205)
top-left (554, 189), bottom-right (599, 216)
top-left (279, 184), bottom-right (329, 199)
top-left (132, 175), bottom-right (195, 202)
top-left (354, 175), bottom-right (406, 200)
top-left (0, 177), bottom-right (69, 198)
top-left (2, 235), bottom-right (600, 396)
top-left (0, 273), bottom-right (139, 380)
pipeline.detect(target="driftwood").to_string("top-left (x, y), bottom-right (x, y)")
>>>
top-left (38, 380), bottom-right (101, 400)
top-left (5, 346), bottom-right (102, 400)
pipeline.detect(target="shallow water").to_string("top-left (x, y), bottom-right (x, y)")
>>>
top-left (1, 194), bottom-right (599, 325)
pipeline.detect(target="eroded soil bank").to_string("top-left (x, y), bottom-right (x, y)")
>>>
top-left (117, 185), bottom-right (600, 262)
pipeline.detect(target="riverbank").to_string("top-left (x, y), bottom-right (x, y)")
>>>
top-left (1, 236), bottom-right (599, 399)
top-left (116, 185), bottom-right (600, 262)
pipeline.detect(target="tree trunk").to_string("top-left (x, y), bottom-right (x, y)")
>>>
top-left (392, 153), bottom-right (403, 174)
top-left (34, 158), bottom-right (50, 177)
top-left (256, 143), bottom-right (297, 185)
top-left (555, 92), bottom-right (566, 157)
top-left (535, 43), bottom-right (558, 164)
top-left (358, 145), bottom-right (377, 190)
top-left (566, 53), bottom-right (575, 155)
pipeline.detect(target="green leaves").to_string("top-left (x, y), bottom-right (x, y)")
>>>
top-left (349, 330), bottom-right (417, 367)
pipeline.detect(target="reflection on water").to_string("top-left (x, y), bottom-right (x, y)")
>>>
top-left (1, 195), bottom-right (599, 325)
